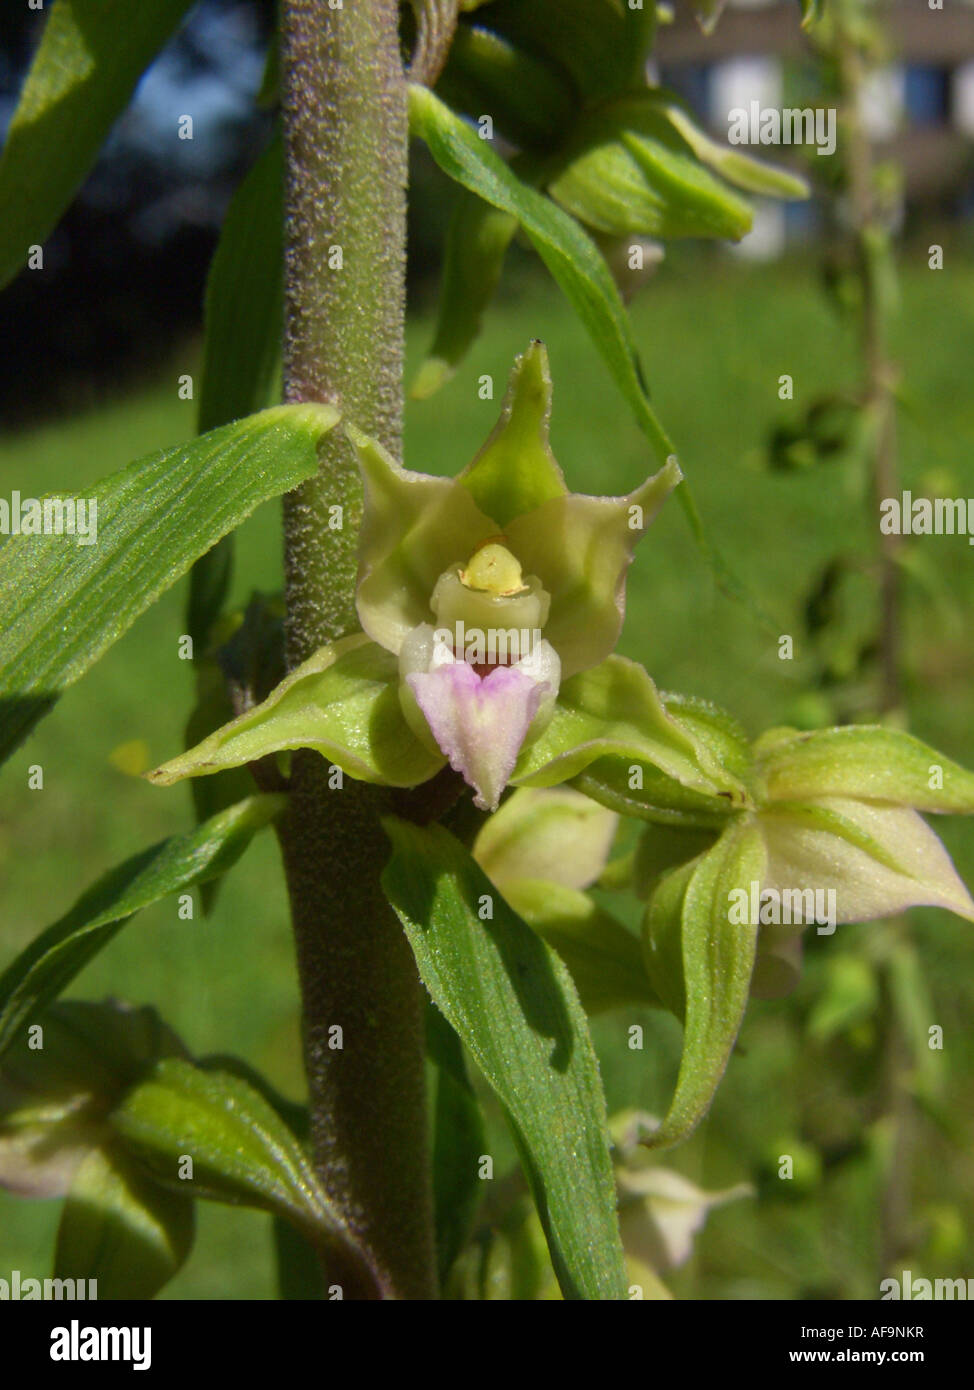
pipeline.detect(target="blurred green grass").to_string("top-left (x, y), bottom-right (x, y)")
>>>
top-left (2, 248), bottom-right (973, 1297)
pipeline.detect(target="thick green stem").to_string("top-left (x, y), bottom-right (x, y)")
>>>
top-left (277, 0), bottom-right (437, 1299)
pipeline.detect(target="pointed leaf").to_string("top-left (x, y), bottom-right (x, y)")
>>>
top-left (0, 404), bottom-right (339, 760)
top-left (198, 134), bottom-right (284, 435)
top-left (382, 818), bottom-right (628, 1300)
top-left (55, 1145), bottom-right (195, 1301)
top-left (409, 83), bottom-right (675, 465)
top-left (0, 796), bottom-right (285, 1058)
top-left (148, 635), bottom-right (444, 789)
top-left (642, 821), bottom-right (767, 1149)
top-left (0, 0), bottom-right (195, 291)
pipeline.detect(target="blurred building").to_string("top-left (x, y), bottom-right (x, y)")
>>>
top-left (657, 0), bottom-right (974, 256)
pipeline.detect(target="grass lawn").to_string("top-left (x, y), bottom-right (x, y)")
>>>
top-left (2, 245), bottom-right (973, 1297)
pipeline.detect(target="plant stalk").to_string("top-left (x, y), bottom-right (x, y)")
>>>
top-left (277, 0), bottom-right (437, 1299)
top-left (837, 16), bottom-right (902, 716)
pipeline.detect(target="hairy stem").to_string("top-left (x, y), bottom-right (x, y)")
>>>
top-left (277, 0), bottom-right (437, 1299)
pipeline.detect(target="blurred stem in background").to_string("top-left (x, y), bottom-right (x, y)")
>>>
top-left (834, 0), bottom-right (902, 720)
top-left (829, 0), bottom-right (912, 1284)
top-left (276, 0), bottom-right (437, 1299)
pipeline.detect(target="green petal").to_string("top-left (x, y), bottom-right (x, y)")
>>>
top-left (458, 340), bottom-right (568, 525)
top-left (755, 725), bottom-right (974, 813)
top-left (504, 459), bottom-right (682, 677)
top-left (348, 424), bottom-right (498, 654)
top-left (148, 635), bottom-right (444, 789)
top-left (472, 786), bottom-right (618, 891)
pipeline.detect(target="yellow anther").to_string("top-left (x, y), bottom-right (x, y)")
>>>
top-left (459, 541), bottom-right (528, 596)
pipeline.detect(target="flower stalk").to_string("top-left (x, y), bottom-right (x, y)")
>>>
top-left (277, 0), bottom-right (436, 1299)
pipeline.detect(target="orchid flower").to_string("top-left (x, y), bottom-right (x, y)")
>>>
top-left (348, 340), bottom-right (679, 807)
top-left (150, 344), bottom-right (741, 818)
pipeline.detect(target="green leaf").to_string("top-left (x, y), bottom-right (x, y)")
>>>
top-left (0, 796), bottom-right (285, 1059)
top-left (148, 635), bottom-right (445, 789)
top-left (426, 1004), bottom-right (486, 1285)
top-left (189, 132), bottom-right (284, 647)
top-left (0, 0), bottom-right (195, 292)
top-left (110, 1058), bottom-right (335, 1241)
top-left (754, 725), bottom-right (974, 814)
top-left (55, 1145), bottom-right (195, 1301)
top-left (0, 404), bottom-right (339, 761)
top-left (642, 821), bottom-right (767, 1149)
top-left (501, 878), bottom-right (659, 1014)
top-left (512, 656), bottom-right (750, 808)
top-left (382, 817), bottom-right (628, 1300)
top-left (409, 83), bottom-right (674, 465)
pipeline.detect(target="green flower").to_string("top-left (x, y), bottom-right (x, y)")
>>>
top-left (150, 345), bottom-right (738, 815)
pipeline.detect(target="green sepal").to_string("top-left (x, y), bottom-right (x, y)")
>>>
top-left (641, 820), bottom-right (767, 1149)
top-left (148, 634), bottom-right (445, 790)
top-left (754, 725), bottom-right (974, 814)
top-left (513, 656), bottom-right (751, 808)
top-left (545, 96), bottom-right (754, 242)
top-left (659, 96), bottom-right (809, 201)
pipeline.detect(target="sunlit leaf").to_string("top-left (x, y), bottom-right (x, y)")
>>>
top-left (0, 404), bottom-right (339, 760)
top-left (0, 797), bottom-right (285, 1058)
top-left (382, 817), bottom-right (628, 1299)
